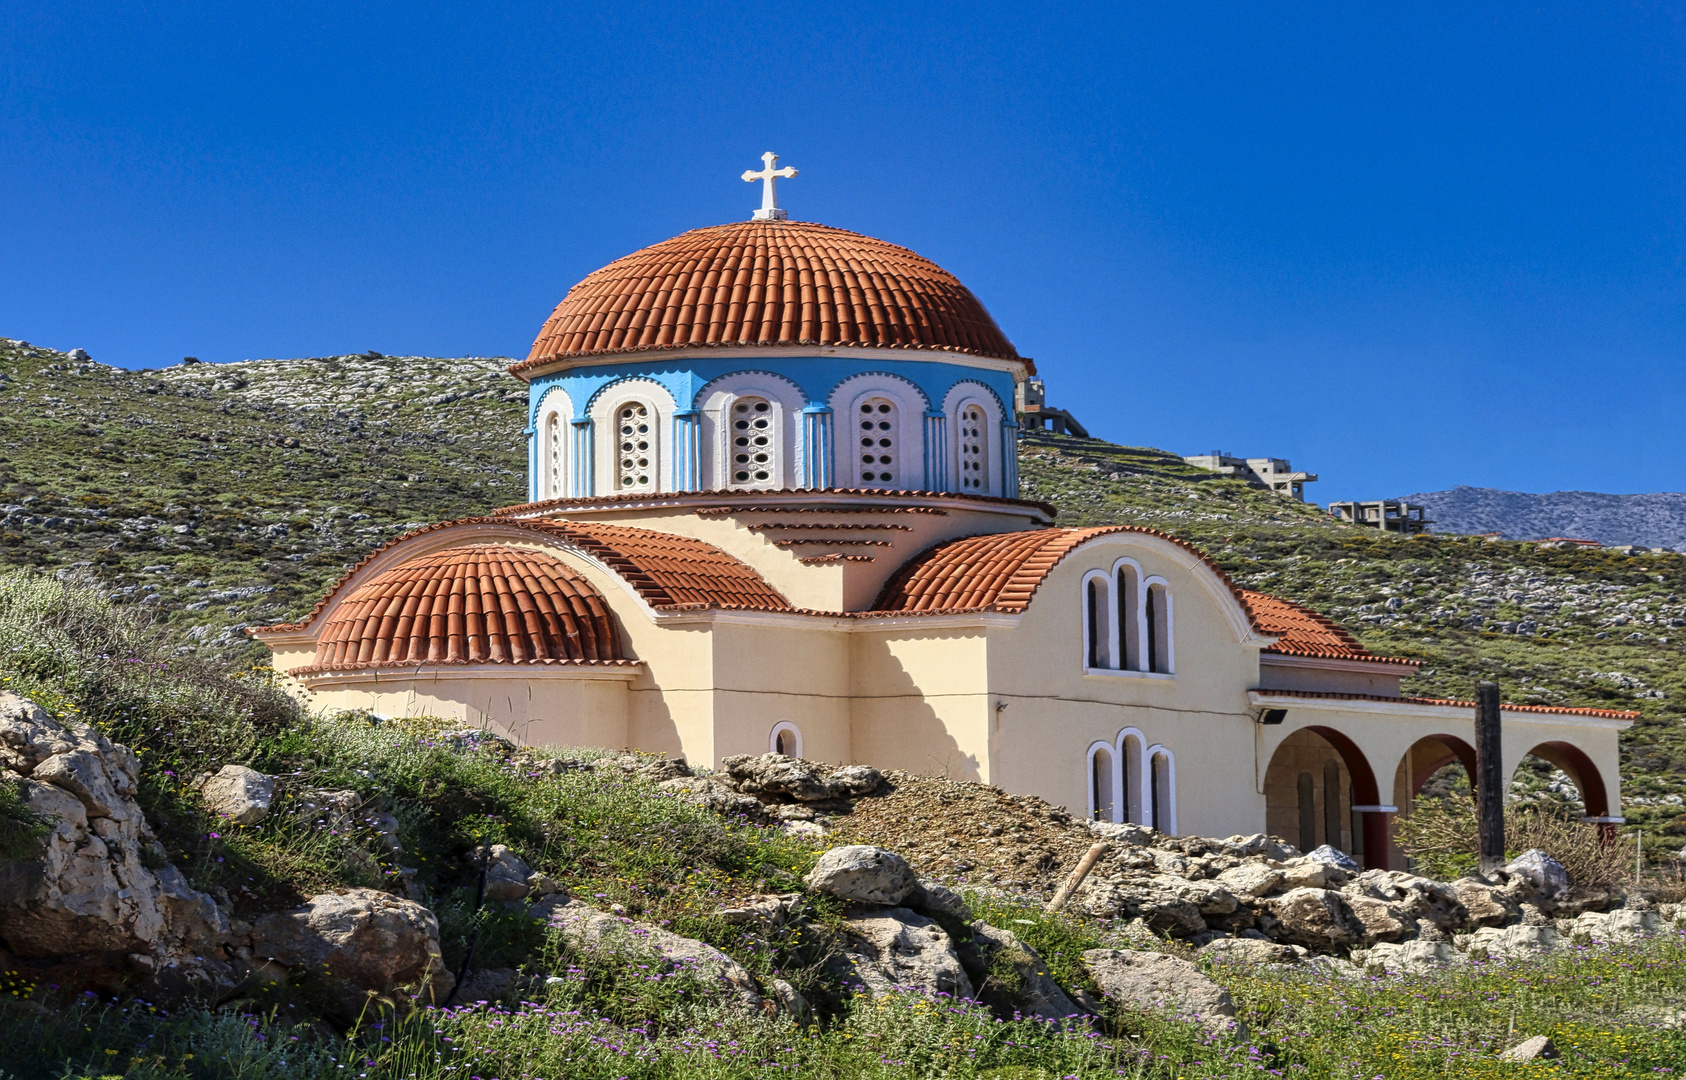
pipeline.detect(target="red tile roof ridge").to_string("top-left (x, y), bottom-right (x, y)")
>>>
top-left (749, 522), bottom-right (914, 531)
top-left (492, 488), bottom-right (1052, 518)
top-left (1252, 687), bottom-right (1639, 720)
top-left (248, 516), bottom-right (795, 636)
top-left (510, 220), bottom-right (1030, 376)
top-left (1239, 589), bottom-right (1416, 667)
top-left (292, 657), bottom-right (642, 676)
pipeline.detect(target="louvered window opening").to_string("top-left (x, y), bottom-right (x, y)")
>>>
top-left (859, 399), bottom-right (897, 487)
top-left (959, 404), bottom-right (987, 491)
top-left (617, 403), bottom-right (654, 491)
top-left (731, 398), bottom-right (775, 487)
top-left (547, 413), bottom-right (563, 498)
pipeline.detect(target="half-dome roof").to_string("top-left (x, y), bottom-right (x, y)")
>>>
top-left (512, 220), bottom-right (1022, 376)
top-left (308, 544), bottom-right (621, 670)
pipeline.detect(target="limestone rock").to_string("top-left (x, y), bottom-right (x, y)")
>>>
top-left (1304, 844), bottom-right (1359, 873)
top-left (963, 923), bottom-right (1083, 1019)
top-left (1268, 888), bottom-right (1363, 951)
top-left (1452, 878), bottom-right (1519, 928)
top-left (1198, 937), bottom-right (1300, 966)
top-left (1344, 870), bottom-right (1466, 931)
top-left (657, 775), bottom-right (766, 819)
top-left (838, 907), bottom-right (973, 1000)
top-left (783, 819), bottom-right (828, 840)
top-left (907, 878), bottom-right (971, 921)
top-left (250, 889), bottom-right (451, 1022)
top-left (1364, 939), bottom-right (1458, 974)
top-left (1503, 850), bottom-right (1569, 907)
top-left (1500, 1034), bottom-right (1558, 1062)
top-left (1216, 862), bottom-right (1285, 899)
top-left (826, 764), bottom-right (885, 798)
top-left (767, 977), bottom-right (810, 1023)
top-left (804, 845), bottom-right (915, 905)
top-left (1467, 924), bottom-right (1560, 959)
top-left (1344, 895), bottom-right (1413, 944)
top-left (0, 692), bottom-right (228, 975)
top-left (1090, 821), bottom-right (1155, 845)
top-left (1570, 908), bottom-right (1658, 944)
top-left (1220, 833), bottom-right (1298, 861)
top-left (1082, 949), bottom-right (1239, 1032)
top-left (718, 754), bottom-right (881, 802)
top-left (537, 895), bottom-right (763, 1011)
top-left (452, 966), bottom-right (519, 1004)
top-left (199, 765), bottom-right (275, 826)
top-left (1279, 859), bottom-right (1344, 891)
top-left (716, 894), bottom-right (789, 931)
top-left (290, 789), bottom-right (361, 830)
top-left (483, 845), bottom-right (532, 902)
top-left (1074, 877), bottom-right (1206, 936)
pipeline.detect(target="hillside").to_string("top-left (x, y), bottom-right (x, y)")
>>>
top-left (1401, 485), bottom-right (1686, 549)
top-left (2, 336), bottom-right (1683, 841)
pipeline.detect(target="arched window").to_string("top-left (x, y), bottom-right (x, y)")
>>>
top-left (1115, 562), bottom-right (1142, 671)
top-left (1084, 573), bottom-right (1113, 669)
top-left (546, 413), bottom-right (564, 499)
top-left (957, 404), bottom-right (989, 491)
top-left (729, 397), bottom-right (776, 488)
top-left (1119, 731), bottom-right (1144, 825)
top-left (770, 722), bottom-right (802, 757)
top-left (615, 402), bottom-right (655, 492)
top-left (1088, 744), bottom-right (1115, 821)
top-left (857, 398), bottom-right (897, 487)
top-left (1149, 747), bottom-right (1176, 834)
top-left (1145, 581), bottom-right (1173, 674)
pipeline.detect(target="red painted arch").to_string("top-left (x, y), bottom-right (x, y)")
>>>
top-left (1518, 741), bottom-right (1610, 818)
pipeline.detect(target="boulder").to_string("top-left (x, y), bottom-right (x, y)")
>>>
top-left (716, 894), bottom-right (789, 932)
top-left (804, 845), bottom-right (915, 905)
top-left (1216, 862), bottom-right (1285, 899)
top-left (1500, 1035), bottom-right (1558, 1062)
top-left (1082, 949), bottom-right (1239, 1033)
top-left (451, 966), bottom-right (519, 1004)
top-left (536, 895), bottom-right (763, 1011)
top-left (1090, 821), bottom-right (1156, 846)
top-left (1569, 908), bottom-right (1658, 944)
top-left (837, 907), bottom-right (973, 1000)
top-left (1304, 844), bottom-right (1360, 873)
top-left (1363, 939), bottom-right (1458, 974)
top-left (1268, 888), bottom-right (1364, 951)
top-left (250, 889), bottom-right (451, 1022)
top-left (1198, 937), bottom-right (1300, 966)
top-left (1220, 834), bottom-right (1298, 861)
top-left (290, 789), bottom-right (361, 830)
top-left (1451, 878), bottom-right (1519, 928)
top-left (1074, 877), bottom-right (1206, 937)
top-left (1344, 895), bottom-right (1413, 944)
top-left (826, 764), bottom-right (885, 798)
top-left (1467, 924), bottom-right (1560, 959)
top-left (907, 878), bottom-right (971, 921)
top-left (1503, 850), bottom-right (1569, 908)
top-left (1344, 870), bottom-right (1466, 932)
top-left (962, 923), bottom-right (1084, 1020)
top-left (766, 977), bottom-right (811, 1024)
top-left (657, 775), bottom-right (766, 820)
top-left (482, 845), bottom-right (533, 902)
top-left (718, 754), bottom-right (882, 802)
top-left (1280, 859), bottom-right (1344, 891)
top-left (0, 693), bottom-right (228, 979)
top-left (199, 765), bottom-right (274, 826)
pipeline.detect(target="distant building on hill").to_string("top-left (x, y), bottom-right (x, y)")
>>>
top-left (1183, 453), bottom-right (1317, 501)
top-left (1015, 378), bottom-right (1088, 437)
top-left (1328, 499), bottom-right (1432, 534)
top-left (1536, 537), bottom-right (1602, 549)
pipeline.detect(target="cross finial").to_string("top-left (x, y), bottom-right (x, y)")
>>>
top-left (742, 151), bottom-right (797, 221)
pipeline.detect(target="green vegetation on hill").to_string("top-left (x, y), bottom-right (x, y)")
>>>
top-left (2, 337), bottom-right (1682, 845)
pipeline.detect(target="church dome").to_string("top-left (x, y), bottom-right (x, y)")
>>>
top-left (512, 220), bottom-right (1022, 375)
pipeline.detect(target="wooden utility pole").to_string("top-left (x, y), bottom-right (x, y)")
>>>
top-left (1475, 681), bottom-right (1505, 874)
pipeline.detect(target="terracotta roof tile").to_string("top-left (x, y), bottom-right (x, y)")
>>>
top-left (1239, 590), bottom-right (1415, 667)
top-left (1253, 688), bottom-right (1639, 721)
top-left (510, 221), bottom-right (1025, 377)
top-left (302, 545), bottom-right (621, 671)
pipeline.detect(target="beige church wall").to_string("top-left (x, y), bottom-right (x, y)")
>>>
top-left (703, 618), bottom-right (854, 765)
top-left (848, 626), bottom-right (993, 781)
top-left (293, 668), bottom-right (634, 749)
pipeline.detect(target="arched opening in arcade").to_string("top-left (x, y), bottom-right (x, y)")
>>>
top-left (1263, 726), bottom-right (1388, 869)
top-left (1512, 741), bottom-right (1610, 822)
top-left (1391, 734), bottom-right (1478, 816)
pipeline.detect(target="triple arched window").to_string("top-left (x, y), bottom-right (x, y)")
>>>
top-left (1082, 561), bottom-right (1173, 675)
top-left (1088, 730), bottom-right (1174, 833)
top-left (857, 398), bottom-right (898, 487)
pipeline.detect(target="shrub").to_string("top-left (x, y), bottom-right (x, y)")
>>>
top-left (1394, 795), bottom-right (1635, 887)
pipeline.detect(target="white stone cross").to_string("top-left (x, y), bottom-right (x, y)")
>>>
top-left (742, 151), bottom-right (797, 221)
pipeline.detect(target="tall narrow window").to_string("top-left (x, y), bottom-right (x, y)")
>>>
top-left (1323, 759), bottom-right (1343, 851)
top-left (1150, 751), bottom-right (1174, 833)
top-left (1146, 582), bottom-right (1172, 673)
top-left (958, 404), bottom-right (988, 491)
top-left (858, 399), bottom-right (897, 487)
top-left (1121, 735), bottom-right (1142, 824)
top-left (1085, 576), bottom-right (1111, 669)
top-left (615, 402), bottom-right (654, 492)
top-left (1297, 772), bottom-right (1316, 852)
top-left (1090, 746), bottom-right (1115, 821)
top-left (1116, 564), bottom-right (1141, 671)
top-left (730, 397), bottom-right (776, 488)
top-left (546, 413), bottom-right (563, 498)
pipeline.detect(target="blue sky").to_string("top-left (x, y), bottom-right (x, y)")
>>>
top-left (2, 3), bottom-right (1682, 500)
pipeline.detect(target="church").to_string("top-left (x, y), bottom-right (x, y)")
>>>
top-left (252, 156), bottom-right (1631, 870)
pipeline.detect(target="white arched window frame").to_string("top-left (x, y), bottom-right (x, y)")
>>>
top-left (831, 377), bottom-right (924, 490)
top-left (698, 372), bottom-right (805, 490)
top-left (1146, 744), bottom-right (1177, 835)
top-left (942, 384), bottom-right (1005, 497)
top-left (590, 380), bottom-right (676, 495)
top-left (1144, 576), bottom-right (1175, 674)
top-left (770, 721), bottom-right (803, 757)
top-left (536, 389), bottom-right (574, 501)
top-left (1086, 741), bottom-right (1116, 822)
top-left (1081, 569), bottom-right (1117, 671)
top-left (1111, 557), bottom-right (1146, 672)
top-left (1116, 727), bottom-right (1146, 825)
top-left (725, 395), bottom-right (780, 489)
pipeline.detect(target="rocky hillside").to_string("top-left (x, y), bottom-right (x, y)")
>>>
top-left (2, 337), bottom-right (1683, 837)
top-left (1399, 486), bottom-right (1686, 549)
